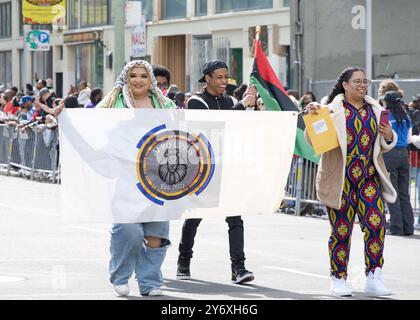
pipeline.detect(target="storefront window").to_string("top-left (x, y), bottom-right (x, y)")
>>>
top-left (161, 0), bottom-right (186, 20)
top-left (216, 0), bottom-right (272, 13)
top-left (76, 43), bottom-right (103, 89)
top-left (0, 51), bottom-right (12, 88)
top-left (31, 50), bottom-right (53, 83)
top-left (0, 1), bottom-right (11, 38)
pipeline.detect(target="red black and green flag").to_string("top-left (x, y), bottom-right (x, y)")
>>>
top-left (250, 39), bottom-right (319, 164)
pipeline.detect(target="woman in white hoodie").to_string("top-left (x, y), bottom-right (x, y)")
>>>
top-left (304, 66), bottom-right (397, 297)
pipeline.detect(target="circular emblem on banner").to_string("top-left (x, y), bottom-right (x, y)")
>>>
top-left (136, 125), bottom-right (215, 206)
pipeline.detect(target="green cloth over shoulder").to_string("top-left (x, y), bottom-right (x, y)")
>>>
top-left (97, 93), bottom-right (176, 109)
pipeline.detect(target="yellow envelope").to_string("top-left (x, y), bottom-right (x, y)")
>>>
top-left (303, 107), bottom-right (339, 155)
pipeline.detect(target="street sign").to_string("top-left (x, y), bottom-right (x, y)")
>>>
top-left (126, 1), bottom-right (142, 26)
top-left (131, 16), bottom-right (146, 57)
top-left (25, 30), bottom-right (50, 51)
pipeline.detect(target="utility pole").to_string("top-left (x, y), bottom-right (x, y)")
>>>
top-left (366, 0), bottom-right (372, 96)
top-left (113, 0), bottom-right (126, 79)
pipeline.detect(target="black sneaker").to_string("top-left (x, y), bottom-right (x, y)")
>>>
top-left (176, 256), bottom-right (191, 280)
top-left (231, 268), bottom-right (255, 284)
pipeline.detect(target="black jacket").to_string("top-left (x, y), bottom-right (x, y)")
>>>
top-left (187, 88), bottom-right (245, 111)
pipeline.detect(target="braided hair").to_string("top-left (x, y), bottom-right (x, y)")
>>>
top-left (326, 66), bottom-right (365, 104)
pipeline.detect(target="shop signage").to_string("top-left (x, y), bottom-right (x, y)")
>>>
top-left (131, 16), bottom-right (146, 57)
top-left (23, 0), bottom-right (66, 25)
top-left (63, 31), bottom-right (101, 45)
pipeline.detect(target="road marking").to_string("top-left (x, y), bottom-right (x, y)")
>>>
top-left (264, 266), bottom-right (331, 280)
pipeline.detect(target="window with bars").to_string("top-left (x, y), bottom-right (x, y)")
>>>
top-left (216, 0), bottom-right (272, 13)
top-left (0, 1), bottom-right (11, 38)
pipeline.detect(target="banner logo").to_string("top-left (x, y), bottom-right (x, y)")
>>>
top-left (136, 125), bottom-right (215, 206)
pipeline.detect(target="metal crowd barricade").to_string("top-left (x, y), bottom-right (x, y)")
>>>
top-left (409, 149), bottom-right (420, 214)
top-left (285, 151), bottom-right (420, 217)
top-left (0, 122), bottom-right (60, 183)
top-left (283, 156), bottom-right (321, 215)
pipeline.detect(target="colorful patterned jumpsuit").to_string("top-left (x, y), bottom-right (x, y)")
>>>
top-left (327, 100), bottom-right (386, 279)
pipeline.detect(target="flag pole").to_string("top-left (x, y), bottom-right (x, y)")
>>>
top-left (255, 26), bottom-right (261, 42)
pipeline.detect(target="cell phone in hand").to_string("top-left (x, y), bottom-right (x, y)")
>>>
top-left (380, 110), bottom-right (390, 126)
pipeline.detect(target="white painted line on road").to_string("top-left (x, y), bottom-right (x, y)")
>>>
top-left (71, 226), bottom-right (109, 235)
top-left (264, 266), bottom-right (331, 280)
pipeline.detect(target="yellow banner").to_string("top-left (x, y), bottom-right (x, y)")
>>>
top-left (23, 0), bottom-right (66, 25)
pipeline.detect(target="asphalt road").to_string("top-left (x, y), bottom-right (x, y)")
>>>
top-left (0, 175), bottom-right (419, 301)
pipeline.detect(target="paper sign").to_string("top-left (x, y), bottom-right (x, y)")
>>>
top-left (303, 107), bottom-right (339, 155)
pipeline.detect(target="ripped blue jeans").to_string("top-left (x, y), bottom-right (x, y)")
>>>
top-left (109, 222), bottom-right (170, 295)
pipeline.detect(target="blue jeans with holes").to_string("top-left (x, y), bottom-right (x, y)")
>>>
top-left (109, 222), bottom-right (170, 295)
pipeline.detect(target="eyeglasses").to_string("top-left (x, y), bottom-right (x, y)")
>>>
top-left (350, 79), bottom-right (372, 86)
top-left (157, 82), bottom-right (169, 90)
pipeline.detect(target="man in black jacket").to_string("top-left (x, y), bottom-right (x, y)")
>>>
top-left (177, 60), bottom-right (257, 284)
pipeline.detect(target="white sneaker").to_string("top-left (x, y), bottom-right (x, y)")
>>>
top-left (113, 284), bottom-right (129, 296)
top-left (365, 268), bottom-right (392, 296)
top-left (331, 276), bottom-right (352, 297)
top-left (143, 288), bottom-right (163, 296)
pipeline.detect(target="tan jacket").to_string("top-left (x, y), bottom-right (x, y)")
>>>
top-left (305, 94), bottom-right (397, 209)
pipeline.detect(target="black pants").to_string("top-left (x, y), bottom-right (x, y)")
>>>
top-left (383, 147), bottom-right (415, 235)
top-left (178, 216), bottom-right (245, 263)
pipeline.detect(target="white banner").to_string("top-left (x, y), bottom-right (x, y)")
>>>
top-left (59, 109), bottom-right (297, 223)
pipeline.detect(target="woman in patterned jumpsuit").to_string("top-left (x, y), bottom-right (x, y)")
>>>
top-left (304, 67), bottom-right (397, 297)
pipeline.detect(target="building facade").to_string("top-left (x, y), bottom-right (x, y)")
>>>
top-left (0, 0), bottom-right (291, 96)
top-left (290, 0), bottom-right (420, 99)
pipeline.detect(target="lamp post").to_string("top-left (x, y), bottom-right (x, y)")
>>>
top-left (113, 0), bottom-right (126, 79)
top-left (366, 0), bottom-right (372, 96)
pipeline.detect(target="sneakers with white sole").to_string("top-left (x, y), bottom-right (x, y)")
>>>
top-left (364, 268), bottom-right (392, 296)
top-left (142, 288), bottom-right (163, 296)
top-left (231, 269), bottom-right (255, 284)
top-left (113, 284), bottom-right (129, 296)
top-left (331, 276), bottom-right (352, 297)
